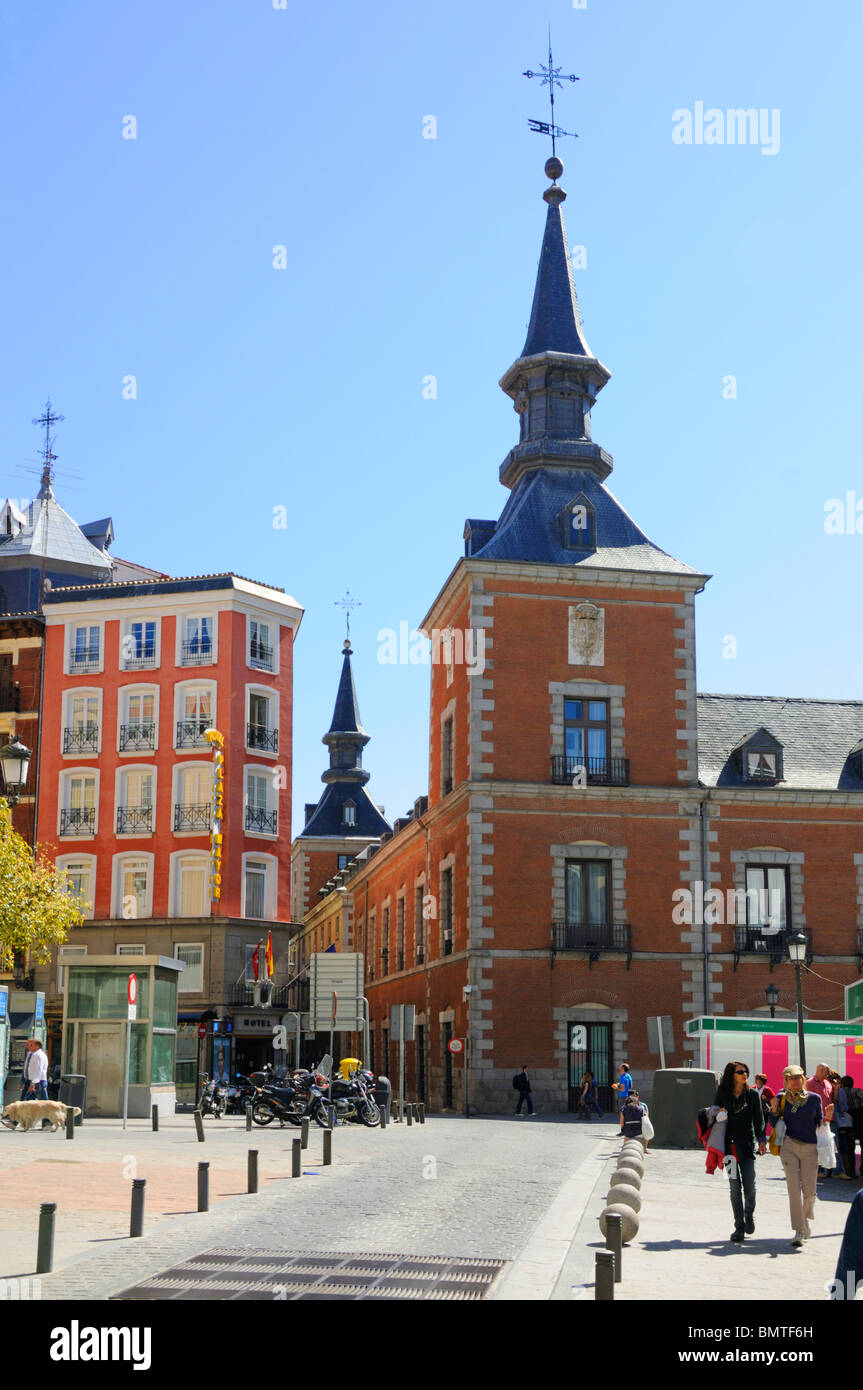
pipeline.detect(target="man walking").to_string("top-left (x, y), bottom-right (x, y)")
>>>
top-left (612, 1061), bottom-right (633, 1116)
top-left (807, 1063), bottom-right (836, 1177)
top-left (513, 1065), bottom-right (536, 1116)
top-left (20, 1038), bottom-right (49, 1103)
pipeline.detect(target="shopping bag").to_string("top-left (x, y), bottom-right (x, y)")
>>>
top-left (816, 1124), bottom-right (836, 1169)
top-left (641, 1113), bottom-right (654, 1141)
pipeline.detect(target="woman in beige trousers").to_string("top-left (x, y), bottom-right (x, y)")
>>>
top-left (770, 1065), bottom-right (826, 1247)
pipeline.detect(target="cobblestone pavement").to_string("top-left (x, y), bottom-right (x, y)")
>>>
top-left (0, 1112), bottom-right (617, 1300)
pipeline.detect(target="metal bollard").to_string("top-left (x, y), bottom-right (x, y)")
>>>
top-left (248, 1150), bottom-right (259, 1194)
top-left (197, 1161), bottom-right (210, 1212)
top-left (36, 1203), bottom-right (56, 1274)
top-left (292, 1138), bottom-right (302, 1177)
top-left (418, 1102), bottom-right (425, 1124)
top-left (194, 1109), bottom-right (205, 1142)
top-left (392, 1098), bottom-right (400, 1123)
top-left (300, 1117), bottom-right (310, 1150)
top-left (130, 1178), bottom-right (146, 1237)
top-left (65, 1106), bottom-right (75, 1140)
top-left (595, 1249), bottom-right (615, 1300)
top-left (323, 1129), bottom-right (332, 1166)
top-left (406, 1104), bottom-right (413, 1127)
top-left (379, 1102), bottom-right (387, 1130)
top-left (151, 1104), bottom-right (159, 1132)
top-left (605, 1211), bottom-right (623, 1283)
top-left (245, 1104), bottom-right (253, 1133)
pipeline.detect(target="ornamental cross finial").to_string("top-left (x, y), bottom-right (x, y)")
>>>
top-left (334, 589), bottom-right (361, 644)
top-left (523, 31), bottom-right (579, 156)
top-left (31, 399), bottom-right (65, 499)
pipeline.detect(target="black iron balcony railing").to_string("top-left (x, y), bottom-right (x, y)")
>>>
top-left (176, 719), bottom-right (213, 749)
top-left (380, 949), bottom-right (389, 977)
top-left (416, 946), bottom-right (425, 966)
top-left (733, 926), bottom-right (813, 971)
top-left (551, 756), bottom-right (630, 787)
top-left (60, 807), bottom-right (96, 835)
top-left (247, 723), bottom-right (279, 753)
top-left (174, 803), bottom-right (212, 833)
top-left (116, 806), bottom-right (154, 835)
top-left (69, 648), bottom-right (100, 673)
top-left (180, 639), bottom-right (213, 666)
top-left (63, 724), bottom-right (99, 754)
top-left (441, 931), bottom-right (453, 957)
top-left (249, 642), bottom-right (274, 672)
top-left (552, 920), bottom-right (633, 968)
top-left (122, 649), bottom-right (157, 671)
top-left (230, 979), bottom-right (309, 1010)
top-left (119, 722), bottom-right (156, 752)
top-left (245, 807), bottom-right (277, 834)
top-left (0, 685), bottom-right (20, 712)
top-left (396, 950), bottom-right (405, 972)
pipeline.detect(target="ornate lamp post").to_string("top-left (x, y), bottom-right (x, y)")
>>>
top-left (0, 736), bottom-right (32, 807)
top-left (765, 982), bottom-right (779, 1019)
top-left (786, 932), bottom-right (809, 1074)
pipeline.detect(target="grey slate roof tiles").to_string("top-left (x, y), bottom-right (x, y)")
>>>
top-left (697, 693), bottom-right (863, 791)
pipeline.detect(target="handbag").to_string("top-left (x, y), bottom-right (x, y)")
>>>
top-left (768, 1096), bottom-right (786, 1155)
top-left (816, 1124), bottom-right (836, 1168)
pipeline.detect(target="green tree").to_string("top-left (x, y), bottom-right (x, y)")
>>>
top-left (0, 800), bottom-right (85, 970)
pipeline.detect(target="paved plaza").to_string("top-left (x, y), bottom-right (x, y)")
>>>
top-left (0, 1112), bottom-right (857, 1300)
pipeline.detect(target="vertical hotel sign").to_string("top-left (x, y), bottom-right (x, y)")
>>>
top-left (204, 728), bottom-right (225, 901)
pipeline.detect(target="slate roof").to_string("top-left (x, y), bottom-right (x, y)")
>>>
top-left (0, 496), bottom-right (112, 572)
top-left (326, 646), bottom-right (367, 738)
top-left (697, 694), bottom-right (863, 791)
top-left (470, 467), bottom-right (704, 575)
top-left (301, 783), bottom-right (391, 839)
top-left (522, 194), bottom-right (592, 359)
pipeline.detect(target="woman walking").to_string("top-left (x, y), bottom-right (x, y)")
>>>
top-left (770, 1064), bottom-right (824, 1246)
top-left (713, 1061), bottom-right (766, 1243)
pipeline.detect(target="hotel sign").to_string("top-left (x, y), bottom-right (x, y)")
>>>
top-left (204, 728), bottom-right (225, 901)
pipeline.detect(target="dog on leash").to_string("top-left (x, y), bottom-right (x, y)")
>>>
top-left (1, 1100), bottom-right (82, 1132)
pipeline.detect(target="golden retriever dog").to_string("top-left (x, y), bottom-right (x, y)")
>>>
top-left (1, 1100), bottom-right (82, 1132)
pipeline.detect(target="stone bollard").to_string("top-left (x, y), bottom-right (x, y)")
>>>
top-left (300, 1117), bottom-right (310, 1150)
top-left (65, 1106), bottom-right (75, 1141)
top-left (248, 1149), bottom-right (259, 1194)
top-left (36, 1203), bottom-right (56, 1274)
top-left (130, 1178), bottom-right (146, 1237)
top-left (323, 1128), bottom-right (332, 1166)
top-left (292, 1138), bottom-right (301, 1177)
top-left (608, 1183), bottom-right (641, 1214)
top-left (194, 1110), bottom-right (205, 1143)
top-left (595, 1249), bottom-right (615, 1300)
top-left (380, 1103), bottom-right (387, 1129)
top-left (605, 1210), bottom-right (623, 1283)
top-left (418, 1103), bottom-right (426, 1124)
top-left (406, 1105), bottom-right (413, 1127)
top-left (600, 1203), bottom-right (639, 1244)
top-left (245, 1104), bottom-right (253, 1132)
top-left (151, 1104), bottom-right (159, 1132)
top-left (197, 1161), bottom-right (210, 1212)
top-left (610, 1166), bottom-right (642, 1190)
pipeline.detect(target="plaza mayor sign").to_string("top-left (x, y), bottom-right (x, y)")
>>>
top-left (204, 728), bottom-right (225, 900)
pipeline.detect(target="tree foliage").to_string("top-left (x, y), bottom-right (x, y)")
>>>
top-left (0, 800), bottom-right (85, 970)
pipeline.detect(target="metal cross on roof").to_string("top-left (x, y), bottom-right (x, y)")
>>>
top-left (523, 33), bottom-right (579, 156)
top-left (31, 399), bottom-right (65, 497)
top-left (334, 589), bottom-right (361, 643)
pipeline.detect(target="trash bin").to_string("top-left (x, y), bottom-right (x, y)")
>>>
top-left (59, 1074), bottom-right (86, 1125)
top-left (374, 1074), bottom-right (392, 1124)
top-left (650, 1068), bottom-right (717, 1147)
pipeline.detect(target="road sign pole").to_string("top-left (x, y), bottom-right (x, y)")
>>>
top-left (399, 1004), bottom-right (405, 1119)
top-left (656, 1016), bottom-right (666, 1070)
top-left (122, 1016), bottom-right (132, 1131)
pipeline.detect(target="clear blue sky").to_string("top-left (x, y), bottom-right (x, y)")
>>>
top-left (2, 0), bottom-right (862, 837)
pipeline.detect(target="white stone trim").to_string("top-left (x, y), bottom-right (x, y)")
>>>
top-left (549, 678), bottom-right (625, 764)
top-left (550, 841), bottom-right (627, 923)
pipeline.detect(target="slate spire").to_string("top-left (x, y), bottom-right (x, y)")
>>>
top-left (521, 159), bottom-right (592, 358)
top-left (325, 638), bottom-right (368, 743)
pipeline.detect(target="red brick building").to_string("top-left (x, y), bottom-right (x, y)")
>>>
top-left (320, 157), bottom-right (863, 1112)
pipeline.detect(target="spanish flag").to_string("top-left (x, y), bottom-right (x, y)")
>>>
top-left (265, 931), bottom-right (274, 980)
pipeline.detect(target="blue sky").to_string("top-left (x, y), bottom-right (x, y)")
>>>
top-left (2, 0), bottom-right (862, 837)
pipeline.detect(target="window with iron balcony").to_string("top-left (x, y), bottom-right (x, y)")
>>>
top-left (551, 697), bottom-right (629, 786)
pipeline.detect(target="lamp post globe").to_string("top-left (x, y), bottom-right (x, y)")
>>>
top-left (0, 736), bottom-right (32, 807)
top-left (765, 983), bottom-right (779, 1019)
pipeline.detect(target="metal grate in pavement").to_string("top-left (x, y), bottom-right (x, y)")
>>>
top-left (112, 1249), bottom-right (507, 1301)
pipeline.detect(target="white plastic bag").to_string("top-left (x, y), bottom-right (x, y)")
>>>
top-left (773, 1117), bottom-right (787, 1145)
top-left (641, 1112), bottom-right (654, 1141)
top-left (816, 1124), bottom-right (835, 1169)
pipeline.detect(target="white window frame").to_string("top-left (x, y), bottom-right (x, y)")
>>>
top-left (342, 799), bottom-right (357, 828)
top-left (111, 851), bottom-right (155, 921)
top-left (246, 614), bottom-right (279, 675)
top-left (116, 942), bottom-right (145, 955)
top-left (114, 764), bottom-right (157, 838)
top-left (173, 680), bottom-right (217, 751)
top-left (58, 768), bottom-right (100, 839)
top-left (245, 685), bottom-right (280, 758)
top-left (172, 761), bottom-right (214, 836)
top-left (175, 942), bottom-right (205, 993)
top-left (169, 850), bottom-right (213, 918)
top-left (241, 852), bottom-right (278, 921)
top-left (66, 620), bottom-right (104, 676)
top-left (119, 614), bottom-right (161, 673)
top-left (56, 854), bottom-right (96, 921)
top-left (117, 684), bottom-right (159, 755)
top-left (57, 944), bottom-right (87, 993)
top-left (176, 613), bottom-right (218, 668)
top-left (244, 763), bottom-right (278, 839)
top-left (61, 688), bottom-right (102, 758)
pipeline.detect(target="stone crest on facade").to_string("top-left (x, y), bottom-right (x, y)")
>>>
top-left (568, 601), bottom-right (604, 666)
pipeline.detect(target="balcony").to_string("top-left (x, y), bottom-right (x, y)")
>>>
top-left (174, 803), bottom-right (212, 833)
top-left (247, 723), bottom-right (279, 754)
top-left (122, 650), bottom-right (157, 672)
top-left (245, 807), bottom-right (277, 835)
top-left (60, 807), bottom-right (96, 836)
top-left (551, 920), bottom-right (633, 968)
top-left (732, 926), bottom-right (813, 971)
top-left (63, 725), bottom-right (99, 755)
top-left (416, 947), bottom-right (425, 966)
top-left (68, 649), bottom-right (100, 674)
top-left (116, 806), bottom-right (154, 835)
top-left (551, 756), bottom-right (630, 787)
top-left (442, 931), bottom-right (453, 957)
top-left (229, 980), bottom-right (308, 1010)
top-left (176, 719), bottom-right (213, 749)
top-left (0, 685), bottom-right (20, 712)
top-left (180, 639), bottom-right (213, 667)
top-left (249, 643), bottom-right (274, 672)
top-left (119, 722), bottom-right (156, 752)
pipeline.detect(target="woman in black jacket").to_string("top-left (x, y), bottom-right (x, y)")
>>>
top-left (714, 1061), bottom-right (767, 1243)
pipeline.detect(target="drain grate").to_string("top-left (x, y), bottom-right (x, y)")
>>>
top-left (113, 1249), bottom-right (507, 1301)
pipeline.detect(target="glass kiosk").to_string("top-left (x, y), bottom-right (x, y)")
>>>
top-left (3, 990), bottom-right (47, 1105)
top-left (0, 985), bottom-right (9, 1102)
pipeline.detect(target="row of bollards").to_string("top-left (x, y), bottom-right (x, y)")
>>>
top-left (595, 1137), bottom-right (646, 1298)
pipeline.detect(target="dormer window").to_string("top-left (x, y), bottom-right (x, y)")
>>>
top-left (343, 800), bottom-right (357, 827)
top-left (733, 727), bottom-right (784, 784)
top-left (558, 493), bottom-right (596, 552)
top-left (747, 751), bottom-right (777, 781)
top-left (849, 738), bottom-right (863, 780)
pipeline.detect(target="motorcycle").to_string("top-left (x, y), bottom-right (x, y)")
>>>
top-left (328, 1067), bottom-right (380, 1127)
top-left (225, 1074), bottom-right (258, 1116)
top-left (250, 1069), bottom-right (335, 1130)
top-left (198, 1073), bottom-right (227, 1118)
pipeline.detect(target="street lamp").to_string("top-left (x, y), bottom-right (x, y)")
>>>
top-left (765, 983), bottom-right (779, 1019)
top-left (787, 931), bottom-right (809, 1075)
top-left (0, 736), bottom-right (31, 807)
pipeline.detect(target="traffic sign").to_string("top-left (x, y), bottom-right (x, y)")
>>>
top-left (447, 1037), bottom-right (464, 1054)
top-left (198, 1022), bottom-right (207, 1039)
top-left (846, 978), bottom-right (863, 1023)
top-left (128, 974), bottom-right (137, 1006)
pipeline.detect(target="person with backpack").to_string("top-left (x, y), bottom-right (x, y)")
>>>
top-left (513, 1065), bottom-right (536, 1116)
top-left (577, 1071), bottom-right (603, 1121)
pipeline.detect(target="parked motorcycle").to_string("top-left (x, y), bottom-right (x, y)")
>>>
top-left (224, 1074), bottom-right (258, 1116)
top-left (198, 1073), bottom-right (227, 1118)
top-left (328, 1067), bottom-right (380, 1127)
top-left (250, 1070), bottom-right (335, 1129)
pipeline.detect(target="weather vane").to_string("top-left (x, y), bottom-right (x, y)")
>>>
top-left (334, 590), bottom-right (361, 644)
top-left (523, 32), bottom-right (579, 157)
top-left (31, 399), bottom-right (64, 496)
